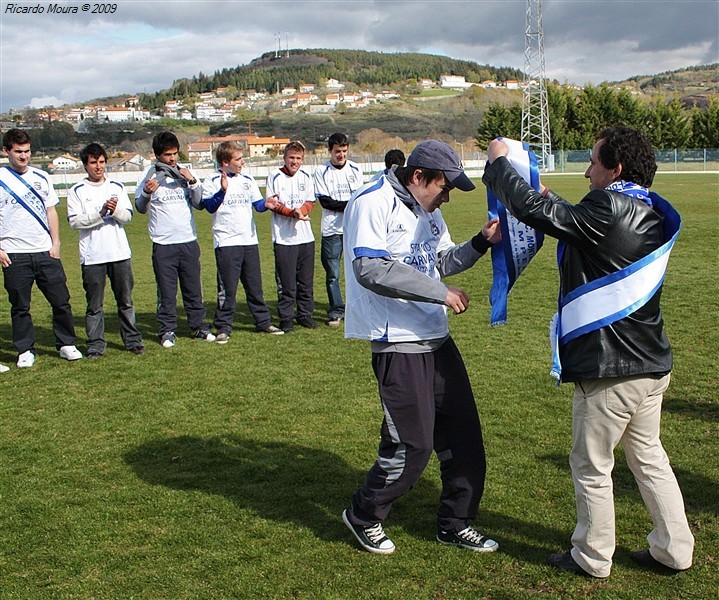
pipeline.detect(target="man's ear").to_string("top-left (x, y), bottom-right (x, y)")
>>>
top-left (613, 163), bottom-right (623, 179)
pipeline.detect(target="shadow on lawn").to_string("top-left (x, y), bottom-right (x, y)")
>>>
top-left (124, 434), bottom-right (568, 556)
top-left (125, 434), bottom-right (380, 543)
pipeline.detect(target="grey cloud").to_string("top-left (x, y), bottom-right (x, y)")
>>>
top-left (1, 1), bottom-right (716, 111)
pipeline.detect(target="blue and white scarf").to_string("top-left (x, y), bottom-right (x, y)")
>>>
top-left (550, 180), bottom-right (681, 381)
top-left (487, 138), bottom-right (543, 325)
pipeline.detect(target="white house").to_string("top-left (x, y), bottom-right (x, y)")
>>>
top-left (440, 75), bottom-right (472, 89)
top-left (51, 154), bottom-right (81, 171)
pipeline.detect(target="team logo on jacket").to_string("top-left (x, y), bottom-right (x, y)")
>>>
top-left (390, 224), bottom-right (407, 234)
top-left (299, 184), bottom-right (305, 191)
top-left (429, 219), bottom-right (440, 237)
top-left (243, 183), bottom-right (250, 191)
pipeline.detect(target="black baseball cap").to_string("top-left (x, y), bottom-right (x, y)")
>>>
top-left (407, 140), bottom-right (475, 191)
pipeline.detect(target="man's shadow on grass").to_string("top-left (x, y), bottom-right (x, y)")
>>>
top-left (124, 434), bottom-right (569, 563)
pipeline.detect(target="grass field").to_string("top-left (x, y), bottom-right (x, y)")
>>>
top-left (0, 174), bottom-right (716, 599)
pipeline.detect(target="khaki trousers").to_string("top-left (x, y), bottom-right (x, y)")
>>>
top-left (569, 373), bottom-right (694, 577)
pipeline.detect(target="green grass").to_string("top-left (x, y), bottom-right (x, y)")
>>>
top-left (0, 174), bottom-right (716, 599)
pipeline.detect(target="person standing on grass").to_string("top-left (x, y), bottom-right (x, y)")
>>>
top-left (135, 131), bottom-right (215, 348)
top-left (483, 126), bottom-right (693, 578)
top-left (314, 133), bottom-right (364, 327)
top-left (67, 143), bottom-right (144, 358)
top-left (265, 141), bottom-right (317, 333)
top-left (0, 128), bottom-right (82, 369)
top-left (201, 141), bottom-right (283, 343)
top-left (341, 140), bottom-right (501, 555)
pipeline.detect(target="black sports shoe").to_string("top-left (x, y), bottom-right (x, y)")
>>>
top-left (549, 551), bottom-right (595, 577)
top-left (297, 316), bottom-right (318, 329)
top-left (437, 526), bottom-right (498, 553)
top-left (279, 319), bottom-right (295, 333)
top-left (342, 509), bottom-right (395, 555)
top-left (631, 549), bottom-right (689, 573)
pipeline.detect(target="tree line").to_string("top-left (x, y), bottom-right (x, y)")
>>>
top-left (476, 83), bottom-right (719, 149)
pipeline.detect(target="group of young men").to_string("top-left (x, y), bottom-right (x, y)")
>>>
top-left (0, 125), bottom-right (693, 579)
top-left (0, 128), bottom-right (382, 366)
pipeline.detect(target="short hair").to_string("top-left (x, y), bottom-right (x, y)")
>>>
top-left (216, 141), bottom-right (243, 166)
top-left (283, 141), bottom-right (306, 156)
top-left (384, 149), bottom-right (405, 170)
top-left (327, 132), bottom-right (348, 150)
top-left (395, 165), bottom-right (444, 188)
top-left (152, 131), bottom-right (180, 157)
top-left (3, 128), bottom-right (31, 149)
top-left (597, 126), bottom-right (657, 188)
top-left (79, 142), bottom-right (108, 165)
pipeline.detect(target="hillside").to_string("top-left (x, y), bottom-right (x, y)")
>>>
top-left (615, 63), bottom-right (718, 107)
top-left (139, 49), bottom-right (524, 110)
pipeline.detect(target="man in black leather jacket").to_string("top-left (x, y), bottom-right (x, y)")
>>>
top-left (483, 126), bottom-right (694, 578)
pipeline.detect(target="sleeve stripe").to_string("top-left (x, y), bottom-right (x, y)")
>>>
top-left (353, 246), bottom-right (390, 259)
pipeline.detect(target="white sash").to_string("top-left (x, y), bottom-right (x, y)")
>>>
top-left (487, 138), bottom-right (543, 325)
top-left (0, 166), bottom-right (50, 234)
top-left (550, 193), bottom-right (681, 381)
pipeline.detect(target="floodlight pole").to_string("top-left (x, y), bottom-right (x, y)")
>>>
top-left (521, 0), bottom-right (554, 171)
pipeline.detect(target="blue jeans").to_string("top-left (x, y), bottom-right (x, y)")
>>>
top-left (82, 258), bottom-right (143, 354)
top-left (321, 234), bottom-right (344, 319)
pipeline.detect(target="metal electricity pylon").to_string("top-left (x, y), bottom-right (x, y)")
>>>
top-left (521, 0), bottom-right (554, 171)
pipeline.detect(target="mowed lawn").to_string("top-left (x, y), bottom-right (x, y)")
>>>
top-left (0, 173), bottom-right (716, 599)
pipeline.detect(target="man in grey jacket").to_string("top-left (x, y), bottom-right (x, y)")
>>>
top-left (341, 140), bottom-right (501, 555)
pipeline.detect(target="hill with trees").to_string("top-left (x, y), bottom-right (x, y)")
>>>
top-left (138, 49), bottom-right (524, 110)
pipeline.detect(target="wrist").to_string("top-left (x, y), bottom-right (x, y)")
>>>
top-left (540, 187), bottom-right (551, 198)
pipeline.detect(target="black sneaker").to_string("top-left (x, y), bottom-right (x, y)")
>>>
top-left (342, 509), bottom-right (395, 555)
top-left (297, 316), bottom-right (318, 329)
top-left (193, 329), bottom-right (216, 342)
top-left (437, 526), bottom-right (498, 553)
top-left (549, 551), bottom-right (597, 577)
top-left (279, 319), bottom-right (295, 333)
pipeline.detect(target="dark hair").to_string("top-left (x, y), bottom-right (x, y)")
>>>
top-left (2, 128), bottom-right (31, 149)
top-left (80, 142), bottom-right (108, 165)
top-left (283, 141), bottom-right (306, 156)
top-left (152, 131), bottom-right (180, 157)
top-left (395, 165), bottom-right (444, 188)
top-left (216, 141), bottom-right (243, 165)
top-left (597, 126), bottom-right (657, 187)
top-left (327, 132), bottom-right (348, 150)
top-left (384, 149), bottom-right (405, 170)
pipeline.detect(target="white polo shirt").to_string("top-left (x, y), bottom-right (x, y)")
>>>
top-left (265, 167), bottom-right (315, 246)
top-left (0, 165), bottom-right (58, 253)
top-left (202, 171), bottom-right (263, 248)
top-left (66, 178), bottom-right (133, 265)
top-left (343, 177), bottom-right (455, 342)
top-left (135, 164), bottom-right (198, 244)
top-left (314, 160), bottom-right (363, 236)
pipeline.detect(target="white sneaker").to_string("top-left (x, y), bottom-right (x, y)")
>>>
top-left (59, 345), bottom-right (83, 361)
top-left (17, 350), bottom-right (35, 368)
top-left (161, 332), bottom-right (177, 348)
top-left (0, 363), bottom-right (9, 373)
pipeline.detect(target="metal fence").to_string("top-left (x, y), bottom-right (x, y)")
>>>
top-left (554, 149), bottom-right (719, 173)
top-left (47, 148), bottom-right (719, 193)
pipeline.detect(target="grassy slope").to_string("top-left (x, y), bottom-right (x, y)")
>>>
top-left (0, 174), bottom-right (716, 599)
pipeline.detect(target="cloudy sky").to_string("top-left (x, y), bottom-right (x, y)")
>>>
top-left (0, 0), bottom-right (717, 113)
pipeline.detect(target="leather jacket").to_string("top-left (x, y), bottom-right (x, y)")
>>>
top-left (482, 157), bottom-right (672, 382)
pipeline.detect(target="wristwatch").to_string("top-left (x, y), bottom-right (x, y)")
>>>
top-left (187, 178), bottom-right (197, 185)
